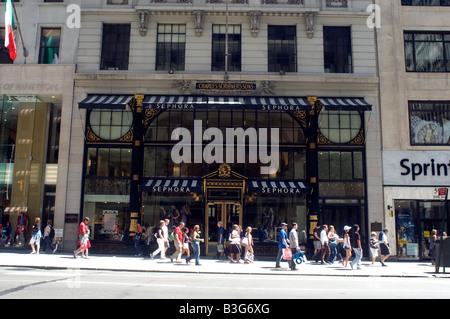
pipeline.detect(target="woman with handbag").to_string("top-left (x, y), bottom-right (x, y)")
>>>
top-left (342, 225), bottom-right (352, 268)
top-left (29, 217), bottom-right (42, 254)
top-left (243, 226), bottom-right (254, 264)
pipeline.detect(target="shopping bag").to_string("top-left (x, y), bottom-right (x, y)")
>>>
top-left (282, 248), bottom-right (292, 260)
top-left (246, 251), bottom-right (254, 261)
top-left (217, 244), bottom-right (224, 253)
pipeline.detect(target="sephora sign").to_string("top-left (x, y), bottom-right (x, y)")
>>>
top-left (383, 151), bottom-right (450, 186)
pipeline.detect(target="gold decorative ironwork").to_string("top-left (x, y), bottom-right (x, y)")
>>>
top-left (118, 126), bottom-right (134, 142)
top-left (291, 110), bottom-right (307, 128)
top-left (144, 108), bottom-right (161, 127)
top-left (349, 130), bottom-right (365, 145)
top-left (218, 163), bottom-right (231, 178)
top-left (86, 126), bottom-right (101, 142)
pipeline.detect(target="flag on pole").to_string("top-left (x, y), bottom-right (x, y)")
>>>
top-left (4, 0), bottom-right (17, 61)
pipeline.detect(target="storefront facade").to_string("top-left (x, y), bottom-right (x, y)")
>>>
top-left (383, 151), bottom-right (449, 260)
top-left (75, 89), bottom-right (376, 256)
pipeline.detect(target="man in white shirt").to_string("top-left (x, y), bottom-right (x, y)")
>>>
top-left (320, 225), bottom-right (330, 264)
top-left (289, 223), bottom-right (300, 270)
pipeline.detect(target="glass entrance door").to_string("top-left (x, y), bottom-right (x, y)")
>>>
top-left (205, 201), bottom-right (241, 255)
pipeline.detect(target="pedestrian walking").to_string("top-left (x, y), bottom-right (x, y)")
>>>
top-left (320, 225), bottom-right (330, 264)
top-left (379, 228), bottom-right (391, 266)
top-left (134, 222), bottom-right (143, 257)
top-left (328, 225), bottom-right (338, 264)
top-left (369, 232), bottom-right (379, 264)
top-left (215, 221), bottom-right (225, 259)
top-left (163, 219), bottom-right (170, 254)
top-left (342, 225), bottom-right (352, 268)
top-left (42, 220), bottom-right (56, 254)
top-left (73, 229), bottom-right (89, 258)
top-left (313, 224), bottom-right (321, 261)
top-left (429, 229), bottom-right (437, 265)
top-left (275, 223), bottom-right (293, 269)
top-left (229, 224), bottom-right (242, 263)
top-left (77, 217), bottom-right (90, 248)
top-left (186, 225), bottom-right (204, 266)
top-left (243, 226), bottom-right (254, 264)
top-left (171, 222), bottom-right (185, 263)
top-left (181, 227), bottom-right (191, 260)
top-left (289, 223), bottom-right (300, 270)
top-left (150, 220), bottom-right (167, 260)
top-left (29, 217), bottom-right (42, 254)
top-left (350, 224), bottom-right (363, 270)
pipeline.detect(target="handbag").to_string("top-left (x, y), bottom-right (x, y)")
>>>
top-left (217, 244), bottom-right (224, 253)
top-left (282, 248), bottom-right (292, 260)
top-left (241, 237), bottom-right (249, 247)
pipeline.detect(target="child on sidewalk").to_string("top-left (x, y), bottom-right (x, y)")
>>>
top-left (73, 229), bottom-right (90, 259)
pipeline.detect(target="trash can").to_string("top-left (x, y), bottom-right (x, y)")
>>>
top-left (435, 237), bottom-right (450, 273)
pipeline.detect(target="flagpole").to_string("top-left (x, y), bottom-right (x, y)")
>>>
top-left (10, 0), bottom-right (29, 60)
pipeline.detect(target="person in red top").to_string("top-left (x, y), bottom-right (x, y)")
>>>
top-left (170, 222), bottom-right (185, 263)
top-left (77, 217), bottom-right (90, 247)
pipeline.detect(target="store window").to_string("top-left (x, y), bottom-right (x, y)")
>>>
top-left (404, 31), bottom-right (450, 72)
top-left (83, 147), bottom-right (131, 242)
top-left (88, 108), bottom-right (133, 141)
top-left (318, 110), bottom-right (362, 144)
top-left (409, 101), bottom-right (450, 145)
top-left (156, 24), bottom-right (186, 71)
top-left (244, 194), bottom-right (307, 245)
top-left (323, 26), bottom-right (353, 73)
top-left (100, 24), bottom-right (130, 70)
top-left (212, 25), bottom-right (241, 72)
top-left (268, 25), bottom-right (297, 73)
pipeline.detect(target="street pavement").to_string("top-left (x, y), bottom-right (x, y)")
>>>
top-left (0, 249), bottom-right (449, 278)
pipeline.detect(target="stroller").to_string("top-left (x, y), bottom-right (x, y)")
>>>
top-left (293, 251), bottom-right (307, 265)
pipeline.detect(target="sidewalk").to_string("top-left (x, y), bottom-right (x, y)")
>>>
top-left (0, 250), bottom-right (448, 278)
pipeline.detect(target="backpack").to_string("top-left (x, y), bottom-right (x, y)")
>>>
top-left (49, 225), bottom-right (55, 239)
top-left (170, 231), bottom-right (176, 241)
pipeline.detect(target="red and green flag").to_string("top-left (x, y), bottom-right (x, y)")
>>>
top-left (4, 0), bottom-right (17, 61)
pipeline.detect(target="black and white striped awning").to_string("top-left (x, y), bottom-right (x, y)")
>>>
top-left (141, 178), bottom-right (202, 193)
top-left (246, 97), bottom-right (312, 111)
top-left (208, 96), bottom-right (245, 107)
top-left (248, 179), bottom-right (310, 194)
top-left (143, 95), bottom-right (208, 109)
top-left (318, 97), bottom-right (372, 111)
top-left (78, 95), bottom-right (134, 109)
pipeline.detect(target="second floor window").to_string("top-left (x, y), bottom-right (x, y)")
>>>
top-left (156, 24), bottom-right (186, 71)
top-left (100, 24), bottom-right (130, 70)
top-left (323, 26), bottom-right (353, 73)
top-left (39, 28), bottom-right (61, 64)
top-left (268, 25), bottom-right (297, 73)
top-left (405, 32), bottom-right (450, 72)
top-left (211, 25), bottom-right (241, 72)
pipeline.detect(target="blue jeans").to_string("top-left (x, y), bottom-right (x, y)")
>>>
top-left (42, 236), bottom-right (54, 252)
top-left (187, 241), bottom-right (200, 265)
top-left (328, 243), bottom-right (337, 264)
top-left (351, 248), bottom-right (362, 269)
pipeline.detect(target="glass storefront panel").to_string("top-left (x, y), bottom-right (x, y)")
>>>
top-left (244, 194), bottom-right (307, 245)
top-left (395, 199), bottom-right (448, 260)
top-left (0, 95), bottom-right (59, 241)
top-left (141, 193), bottom-right (203, 232)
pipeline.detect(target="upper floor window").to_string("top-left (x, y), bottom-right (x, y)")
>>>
top-left (100, 24), bottom-right (130, 70)
top-left (268, 25), bottom-right (297, 73)
top-left (401, 0), bottom-right (450, 5)
top-left (39, 28), bottom-right (61, 64)
top-left (156, 24), bottom-right (186, 71)
top-left (0, 29), bottom-right (13, 64)
top-left (212, 25), bottom-right (241, 72)
top-left (409, 101), bottom-right (450, 145)
top-left (404, 31), bottom-right (450, 72)
top-left (323, 26), bottom-right (353, 73)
